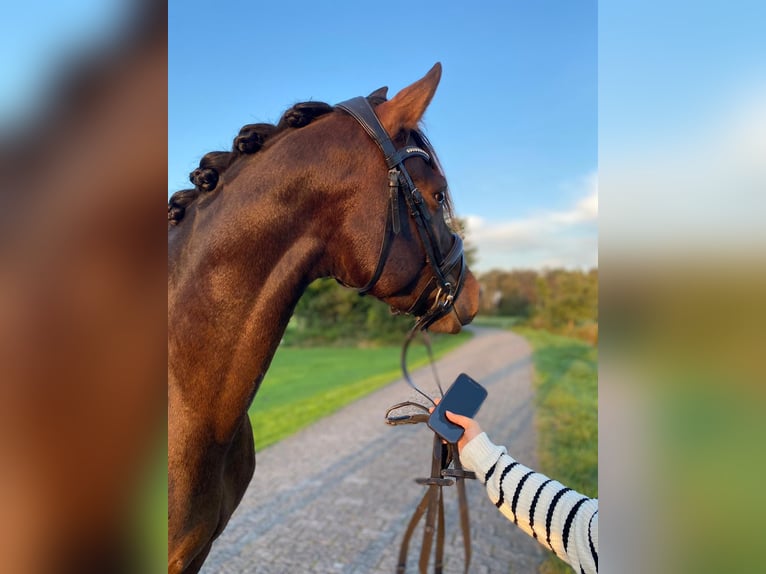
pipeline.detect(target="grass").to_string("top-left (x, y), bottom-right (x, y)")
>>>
top-left (248, 331), bottom-right (472, 449)
top-left (513, 326), bottom-right (598, 574)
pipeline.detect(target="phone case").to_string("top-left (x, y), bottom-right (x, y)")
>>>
top-left (427, 373), bottom-right (487, 443)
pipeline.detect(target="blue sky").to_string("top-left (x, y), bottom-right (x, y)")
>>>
top-left (167, 0), bottom-right (598, 271)
top-left (3, 0), bottom-right (599, 271)
top-left (6, 1), bottom-right (764, 271)
top-left (599, 1), bottom-right (765, 255)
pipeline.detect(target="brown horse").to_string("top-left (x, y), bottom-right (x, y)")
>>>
top-left (168, 63), bottom-right (480, 573)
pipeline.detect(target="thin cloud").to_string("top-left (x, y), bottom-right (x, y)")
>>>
top-left (603, 86), bottom-right (766, 253)
top-left (465, 172), bottom-right (598, 271)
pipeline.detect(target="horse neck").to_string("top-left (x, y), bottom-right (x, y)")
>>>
top-left (168, 150), bottom-right (335, 440)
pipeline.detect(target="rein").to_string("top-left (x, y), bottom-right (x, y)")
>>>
top-left (385, 401), bottom-right (476, 574)
top-left (387, 327), bottom-right (476, 574)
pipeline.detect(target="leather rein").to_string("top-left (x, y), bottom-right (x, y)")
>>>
top-left (336, 97), bottom-right (475, 573)
top-left (385, 402), bottom-right (476, 574)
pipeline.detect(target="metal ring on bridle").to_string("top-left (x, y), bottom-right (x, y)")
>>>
top-left (434, 282), bottom-right (454, 309)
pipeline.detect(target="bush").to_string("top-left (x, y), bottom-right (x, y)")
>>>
top-left (479, 268), bottom-right (598, 345)
top-left (286, 278), bottom-right (413, 347)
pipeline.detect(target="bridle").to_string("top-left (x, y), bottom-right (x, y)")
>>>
top-left (335, 97), bottom-right (467, 333)
top-left (337, 97), bottom-right (476, 574)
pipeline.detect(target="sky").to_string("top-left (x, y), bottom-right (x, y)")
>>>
top-left (5, 1), bottom-right (763, 271)
top-left (0, 0), bottom-right (597, 272)
top-left (166, 0), bottom-right (598, 272)
top-left (599, 1), bottom-right (766, 257)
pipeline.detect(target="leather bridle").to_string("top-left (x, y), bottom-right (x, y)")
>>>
top-left (337, 96), bottom-right (476, 574)
top-left (335, 96), bottom-right (466, 332)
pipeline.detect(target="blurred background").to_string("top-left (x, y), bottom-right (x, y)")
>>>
top-left (1, 0), bottom-right (763, 572)
top-left (1, 0), bottom-right (166, 572)
top-left (599, 2), bottom-right (765, 573)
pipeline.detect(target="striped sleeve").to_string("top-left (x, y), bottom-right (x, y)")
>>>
top-left (460, 432), bottom-right (598, 574)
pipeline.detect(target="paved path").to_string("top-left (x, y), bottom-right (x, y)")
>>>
top-left (201, 327), bottom-right (547, 573)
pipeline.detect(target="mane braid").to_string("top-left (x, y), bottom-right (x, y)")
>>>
top-left (189, 151), bottom-right (232, 191)
top-left (168, 100), bottom-right (333, 226)
top-left (233, 123), bottom-right (278, 154)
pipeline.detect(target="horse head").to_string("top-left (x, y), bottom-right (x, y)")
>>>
top-left (319, 63), bottom-right (480, 333)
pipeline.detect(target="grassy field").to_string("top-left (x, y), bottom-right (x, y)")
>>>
top-left (513, 326), bottom-right (598, 573)
top-left (248, 331), bottom-right (472, 449)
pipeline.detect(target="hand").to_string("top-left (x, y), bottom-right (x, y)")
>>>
top-left (430, 399), bottom-right (483, 454)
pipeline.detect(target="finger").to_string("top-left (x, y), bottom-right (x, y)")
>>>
top-left (445, 410), bottom-right (472, 427)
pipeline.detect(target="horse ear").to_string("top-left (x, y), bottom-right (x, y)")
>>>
top-left (367, 86), bottom-right (388, 101)
top-left (376, 63), bottom-right (442, 136)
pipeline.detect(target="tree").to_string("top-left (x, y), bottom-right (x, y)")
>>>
top-left (533, 269), bottom-right (598, 330)
top-left (451, 216), bottom-right (478, 269)
top-left (476, 268), bottom-right (598, 332)
top-left (288, 279), bottom-right (412, 346)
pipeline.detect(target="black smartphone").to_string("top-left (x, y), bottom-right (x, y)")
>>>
top-left (427, 373), bottom-right (487, 443)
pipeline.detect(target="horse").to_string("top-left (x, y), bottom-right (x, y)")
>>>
top-left (168, 63), bottom-right (480, 574)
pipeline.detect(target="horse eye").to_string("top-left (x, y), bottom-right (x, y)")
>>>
top-left (434, 192), bottom-right (446, 204)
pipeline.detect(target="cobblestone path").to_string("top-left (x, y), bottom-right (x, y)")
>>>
top-left (200, 327), bottom-right (547, 573)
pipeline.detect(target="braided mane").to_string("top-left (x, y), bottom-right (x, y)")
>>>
top-left (168, 101), bottom-right (335, 225)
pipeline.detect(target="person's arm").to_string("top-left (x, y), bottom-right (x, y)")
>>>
top-left (447, 411), bottom-right (598, 574)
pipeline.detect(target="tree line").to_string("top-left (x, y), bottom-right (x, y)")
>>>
top-left (285, 267), bottom-right (598, 346)
top-left (479, 268), bottom-right (598, 343)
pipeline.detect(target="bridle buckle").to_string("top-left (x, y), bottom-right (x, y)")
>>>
top-left (388, 168), bottom-right (400, 189)
top-left (434, 282), bottom-right (454, 310)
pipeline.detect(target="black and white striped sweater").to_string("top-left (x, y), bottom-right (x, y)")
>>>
top-left (460, 432), bottom-right (598, 574)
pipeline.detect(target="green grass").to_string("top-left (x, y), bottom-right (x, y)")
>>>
top-left (513, 327), bottom-right (598, 574)
top-left (651, 380), bottom-right (766, 574)
top-left (248, 331), bottom-right (472, 449)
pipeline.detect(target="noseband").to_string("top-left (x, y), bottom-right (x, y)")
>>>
top-left (335, 97), bottom-right (466, 331)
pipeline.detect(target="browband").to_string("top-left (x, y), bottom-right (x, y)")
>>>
top-left (335, 97), bottom-right (431, 168)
